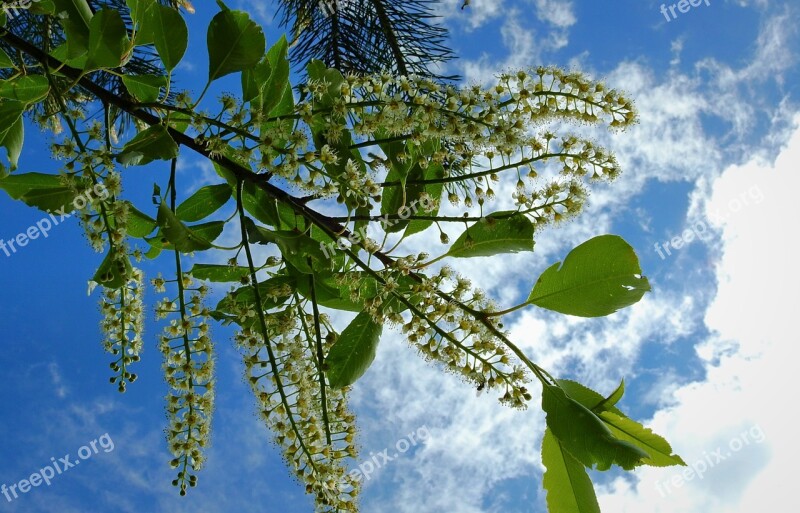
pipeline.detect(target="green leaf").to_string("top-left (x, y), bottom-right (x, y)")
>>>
top-left (541, 383), bottom-right (649, 471)
top-left (404, 163), bottom-right (444, 236)
top-left (554, 379), bottom-right (684, 466)
top-left (52, 0), bottom-right (93, 58)
top-left (126, 0), bottom-right (156, 44)
top-left (123, 202), bottom-right (157, 237)
top-left (189, 263), bottom-right (250, 282)
top-left (261, 36), bottom-right (290, 114)
top-left (244, 219), bottom-right (329, 274)
top-left (156, 203), bottom-right (222, 253)
top-left (527, 235), bottom-right (651, 317)
top-left (598, 411), bottom-right (686, 467)
top-left (0, 115), bottom-right (23, 171)
top-left (0, 100), bottom-right (24, 142)
top-left (0, 48), bottom-right (15, 69)
top-left (325, 311), bottom-right (383, 389)
top-left (148, 4), bottom-right (188, 71)
top-left (85, 9), bottom-right (130, 71)
top-left (30, 0), bottom-right (57, 15)
top-left (542, 429), bottom-right (601, 513)
top-left (118, 125), bottom-right (178, 166)
top-left (241, 182), bottom-right (281, 227)
top-left (447, 212), bottom-right (534, 258)
top-left (306, 60), bottom-right (344, 109)
top-left (121, 74), bottom-right (166, 103)
top-left (556, 379), bottom-right (625, 416)
top-left (594, 379), bottom-right (625, 412)
top-left (0, 172), bottom-right (77, 212)
top-left (0, 76), bottom-right (51, 103)
top-left (175, 184), bottom-right (232, 222)
top-left (0, 172), bottom-right (62, 199)
top-left (241, 57), bottom-right (271, 103)
top-left (293, 272), bottom-right (374, 312)
top-left (49, 42), bottom-right (88, 69)
top-left (92, 250), bottom-right (132, 289)
top-left (212, 276), bottom-right (295, 325)
top-left (206, 8), bottom-right (265, 82)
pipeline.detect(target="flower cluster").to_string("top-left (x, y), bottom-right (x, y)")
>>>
top-left (378, 267), bottom-right (531, 408)
top-left (229, 296), bottom-right (359, 512)
top-left (98, 266), bottom-right (145, 393)
top-left (185, 66), bottom-right (633, 226)
top-left (154, 273), bottom-right (216, 496)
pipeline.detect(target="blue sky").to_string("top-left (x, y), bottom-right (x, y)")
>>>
top-left (1, 0), bottom-right (798, 511)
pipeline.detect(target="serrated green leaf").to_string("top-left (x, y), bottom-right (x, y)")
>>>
top-left (175, 184), bottom-right (231, 222)
top-left (0, 76), bottom-right (50, 103)
top-left (189, 263), bottom-right (250, 282)
top-left (542, 383), bottom-right (649, 471)
top-left (447, 212), bottom-right (534, 258)
top-left (207, 8), bottom-right (265, 82)
top-left (85, 9), bottom-right (130, 71)
top-left (542, 429), bottom-right (601, 513)
top-left (122, 74), bottom-right (166, 103)
top-left (598, 411), bottom-right (686, 467)
top-left (554, 379), bottom-right (683, 466)
top-left (594, 379), bottom-right (625, 412)
top-left (118, 124), bottom-right (178, 166)
top-left (556, 380), bottom-right (624, 416)
top-left (325, 311), bottom-right (383, 388)
top-left (149, 4), bottom-right (187, 71)
top-left (527, 234), bottom-right (650, 317)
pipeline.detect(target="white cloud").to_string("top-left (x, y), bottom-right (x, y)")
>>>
top-left (596, 113), bottom-right (800, 513)
top-left (531, 0), bottom-right (576, 28)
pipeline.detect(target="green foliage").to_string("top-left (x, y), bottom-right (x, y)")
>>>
top-left (447, 212), bottom-right (535, 258)
top-left (325, 311), bottom-right (383, 388)
top-left (542, 430), bottom-right (601, 513)
top-left (528, 235), bottom-right (651, 317)
top-left (0, 2), bottom-right (681, 512)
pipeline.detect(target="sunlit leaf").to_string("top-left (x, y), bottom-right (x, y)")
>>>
top-left (528, 235), bottom-right (650, 317)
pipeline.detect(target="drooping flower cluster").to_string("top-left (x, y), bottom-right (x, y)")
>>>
top-left (226, 294), bottom-right (359, 512)
top-left (154, 273), bottom-right (216, 496)
top-left (377, 266), bottom-right (531, 409)
top-left (98, 266), bottom-right (145, 392)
